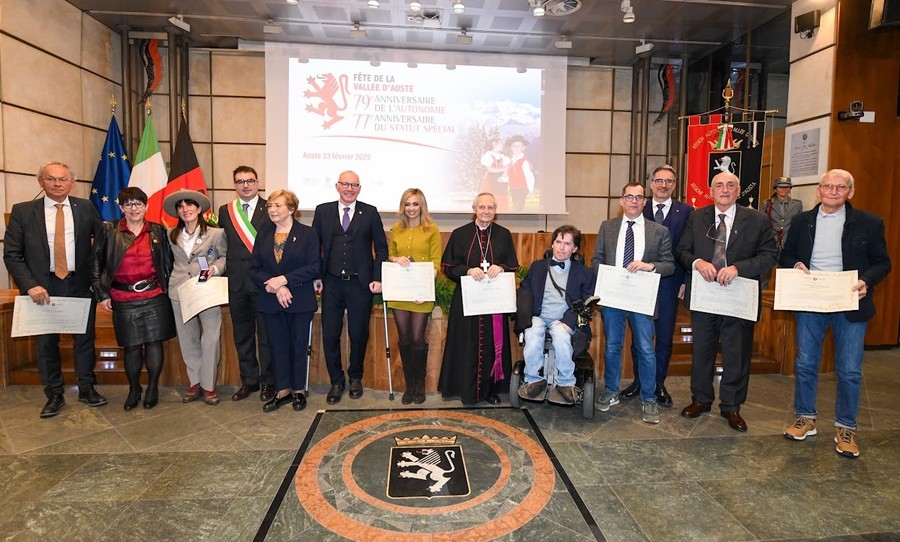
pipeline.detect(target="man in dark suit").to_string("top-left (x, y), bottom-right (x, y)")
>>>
top-left (780, 169), bottom-right (890, 458)
top-left (218, 165), bottom-right (275, 402)
top-left (3, 162), bottom-right (106, 418)
top-left (312, 170), bottom-right (388, 404)
top-left (517, 225), bottom-right (595, 405)
top-left (622, 164), bottom-right (692, 407)
top-left (592, 181), bottom-right (675, 424)
top-left (676, 172), bottom-right (777, 432)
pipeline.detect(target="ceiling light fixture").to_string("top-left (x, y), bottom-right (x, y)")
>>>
top-left (453, 0), bottom-right (465, 14)
top-left (263, 20), bottom-right (282, 34)
top-left (350, 22), bottom-right (367, 38)
top-left (621, 0), bottom-right (635, 23)
top-left (555, 35), bottom-right (573, 49)
top-left (368, 0), bottom-right (380, 7)
top-left (457, 29), bottom-right (473, 44)
top-left (409, 1), bottom-right (422, 12)
top-left (533, 6), bottom-right (545, 16)
top-left (517, 66), bottom-right (527, 73)
top-left (167, 15), bottom-right (191, 33)
top-left (285, 0), bottom-right (299, 5)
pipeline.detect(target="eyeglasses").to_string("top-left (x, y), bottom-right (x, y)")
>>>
top-left (820, 183), bottom-right (851, 193)
top-left (337, 181), bottom-right (361, 189)
top-left (706, 222), bottom-right (727, 244)
top-left (41, 176), bottom-right (72, 184)
top-left (121, 201), bottom-right (146, 209)
top-left (651, 178), bottom-right (675, 185)
top-left (621, 194), bottom-right (646, 203)
top-left (234, 179), bottom-right (258, 186)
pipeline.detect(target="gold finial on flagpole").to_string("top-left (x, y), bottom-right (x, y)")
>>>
top-left (145, 98), bottom-right (152, 116)
top-left (181, 97), bottom-right (187, 118)
top-left (110, 95), bottom-right (117, 115)
top-left (722, 79), bottom-right (734, 124)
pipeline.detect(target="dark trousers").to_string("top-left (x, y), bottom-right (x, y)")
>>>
top-left (630, 279), bottom-right (680, 386)
top-left (264, 311), bottom-right (312, 392)
top-left (690, 311), bottom-right (755, 412)
top-left (229, 287), bottom-right (273, 386)
top-left (36, 274), bottom-right (97, 398)
top-left (322, 274), bottom-right (373, 385)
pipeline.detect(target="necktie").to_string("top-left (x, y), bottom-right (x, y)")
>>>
top-left (712, 213), bottom-right (728, 269)
top-left (341, 206), bottom-right (351, 231)
top-left (549, 259), bottom-right (565, 269)
top-left (54, 204), bottom-right (68, 279)
top-left (623, 220), bottom-right (635, 267)
top-left (655, 203), bottom-right (665, 223)
top-left (242, 202), bottom-right (249, 216)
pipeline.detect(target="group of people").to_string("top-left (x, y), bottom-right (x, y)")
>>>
top-left (4, 161), bottom-right (890, 458)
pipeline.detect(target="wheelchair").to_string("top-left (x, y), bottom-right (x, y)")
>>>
top-left (509, 252), bottom-right (600, 419)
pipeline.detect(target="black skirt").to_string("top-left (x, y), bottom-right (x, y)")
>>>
top-left (111, 294), bottom-right (177, 347)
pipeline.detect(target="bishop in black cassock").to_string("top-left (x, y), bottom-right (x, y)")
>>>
top-left (439, 194), bottom-right (519, 405)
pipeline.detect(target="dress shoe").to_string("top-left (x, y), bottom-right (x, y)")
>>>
top-left (348, 379), bottom-right (363, 399)
top-left (78, 387), bottom-right (108, 407)
top-left (486, 394), bottom-right (501, 405)
top-left (620, 380), bottom-right (641, 399)
top-left (231, 384), bottom-right (259, 401)
top-left (260, 385), bottom-right (276, 402)
top-left (123, 387), bottom-right (142, 411)
top-left (263, 393), bottom-right (293, 413)
top-left (326, 383), bottom-right (345, 405)
top-left (721, 410), bottom-right (748, 432)
top-left (680, 401), bottom-right (711, 419)
top-left (203, 390), bottom-right (220, 406)
top-left (292, 392), bottom-right (307, 411)
top-left (182, 384), bottom-right (201, 403)
top-left (143, 388), bottom-right (159, 410)
top-left (40, 394), bottom-right (65, 419)
top-left (655, 385), bottom-right (673, 408)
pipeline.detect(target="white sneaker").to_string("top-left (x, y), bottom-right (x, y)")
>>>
top-left (595, 390), bottom-right (620, 412)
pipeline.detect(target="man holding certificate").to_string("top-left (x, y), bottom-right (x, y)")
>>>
top-left (592, 182), bottom-right (675, 424)
top-left (676, 172), bottom-right (776, 432)
top-left (4, 162), bottom-right (106, 418)
top-left (779, 169), bottom-right (891, 458)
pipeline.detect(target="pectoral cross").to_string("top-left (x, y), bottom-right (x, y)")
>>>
top-left (480, 260), bottom-right (490, 273)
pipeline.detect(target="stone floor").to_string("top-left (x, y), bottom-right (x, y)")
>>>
top-left (0, 348), bottom-right (898, 541)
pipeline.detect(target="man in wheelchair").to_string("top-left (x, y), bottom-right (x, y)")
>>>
top-left (515, 225), bottom-right (596, 405)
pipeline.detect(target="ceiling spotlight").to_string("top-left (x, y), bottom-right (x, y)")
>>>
top-left (457, 29), bottom-right (473, 44)
top-left (621, 0), bottom-right (635, 23)
top-left (286, 0), bottom-right (299, 4)
top-left (370, 59), bottom-right (381, 67)
top-left (409, 1), bottom-right (422, 12)
top-left (555, 35), bottom-right (572, 49)
top-left (446, 63), bottom-right (456, 70)
top-left (368, 0), bottom-right (380, 7)
top-left (453, 0), bottom-right (465, 14)
top-left (407, 61), bottom-right (418, 68)
top-left (167, 15), bottom-right (191, 33)
top-left (517, 66), bottom-right (527, 73)
top-left (350, 22), bottom-right (367, 38)
top-left (533, 6), bottom-right (545, 16)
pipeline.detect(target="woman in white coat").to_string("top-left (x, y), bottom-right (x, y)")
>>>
top-left (164, 189), bottom-right (227, 405)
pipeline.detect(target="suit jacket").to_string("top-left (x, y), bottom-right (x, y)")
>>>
top-left (218, 198), bottom-right (268, 293)
top-left (643, 199), bottom-right (692, 286)
top-left (676, 204), bottom-right (777, 311)
top-left (312, 200), bottom-right (388, 284)
top-left (250, 220), bottom-right (321, 314)
top-left (167, 226), bottom-right (227, 302)
top-left (4, 196), bottom-right (100, 295)
top-left (518, 258), bottom-right (596, 334)
top-left (779, 202), bottom-right (891, 322)
top-left (591, 216), bottom-right (675, 317)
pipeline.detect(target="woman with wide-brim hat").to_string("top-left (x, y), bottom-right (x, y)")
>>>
top-left (92, 187), bottom-right (176, 411)
top-left (163, 188), bottom-right (228, 405)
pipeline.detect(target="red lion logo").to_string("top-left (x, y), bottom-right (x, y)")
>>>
top-left (304, 73), bottom-right (350, 129)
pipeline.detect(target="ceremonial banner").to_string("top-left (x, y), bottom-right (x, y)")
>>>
top-left (686, 113), bottom-right (766, 209)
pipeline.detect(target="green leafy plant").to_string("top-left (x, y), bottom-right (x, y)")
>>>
top-left (434, 275), bottom-right (456, 314)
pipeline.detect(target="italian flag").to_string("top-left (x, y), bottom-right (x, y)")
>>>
top-left (156, 120), bottom-right (209, 227)
top-left (128, 114), bottom-right (168, 224)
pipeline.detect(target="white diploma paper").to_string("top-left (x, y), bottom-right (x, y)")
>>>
top-left (593, 264), bottom-right (661, 316)
top-left (381, 262), bottom-right (436, 302)
top-left (176, 276), bottom-right (229, 324)
top-left (460, 272), bottom-right (517, 317)
top-left (774, 269), bottom-right (859, 313)
top-left (11, 296), bottom-right (92, 337)
top-left (689, 269), bottom-right (759, 322)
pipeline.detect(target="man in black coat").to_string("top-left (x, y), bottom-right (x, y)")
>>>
top-left (779, 169), bottom-right (891, 458)
top-left (219, 165), bottom-right (275, 402)
top-left (3, 162), bottom-right (106, 418)
top-left (312, 170), bottom-right (388, 404)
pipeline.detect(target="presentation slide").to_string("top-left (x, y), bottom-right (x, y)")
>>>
top-left (266, 43), bottom-right (568, 214)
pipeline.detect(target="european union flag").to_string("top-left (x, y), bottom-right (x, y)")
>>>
top-left (90, 115), bottom-right (131, 220)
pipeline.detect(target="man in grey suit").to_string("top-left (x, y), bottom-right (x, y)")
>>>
top-left (592, 181), bottom-right (675, 424)
top-left (676, 172), bottom-right (777, 432)
top-left (3, 162), bottom-right (106, 418)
